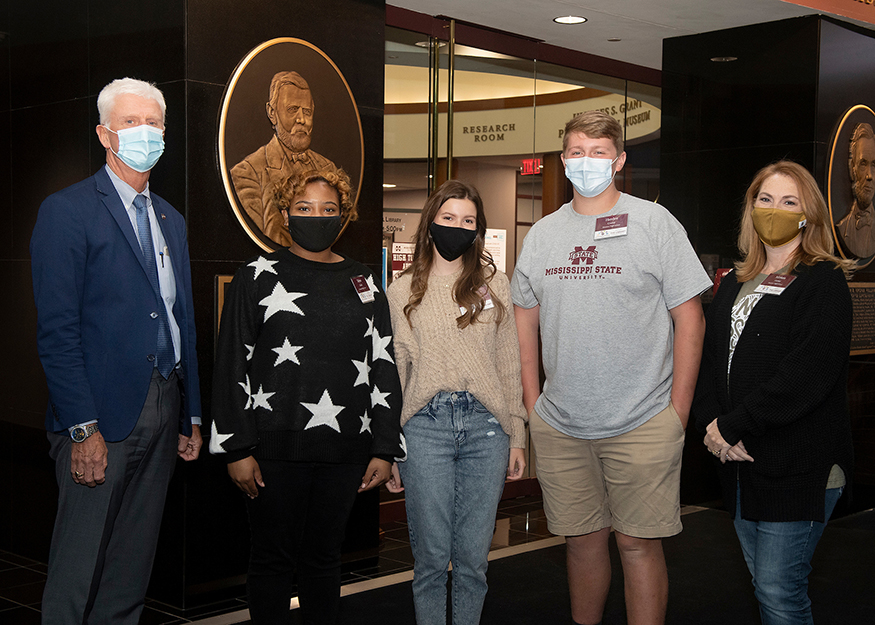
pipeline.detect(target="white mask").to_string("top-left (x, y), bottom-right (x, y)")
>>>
top-left (564, 156), bottom-right (619, 198)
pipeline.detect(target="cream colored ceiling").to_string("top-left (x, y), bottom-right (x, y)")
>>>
top-left (389, 0), bottom-right (873, 70)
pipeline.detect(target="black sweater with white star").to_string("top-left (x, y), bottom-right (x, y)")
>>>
top-left (211, 249), bottom-right (405, 465)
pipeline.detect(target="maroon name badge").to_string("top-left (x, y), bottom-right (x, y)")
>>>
top-left (351, 275), bottom-right (375, 303)
top-left (754, 273), bottom-right (797, 296)
top-left (594, 213), bottom-right (628, 240)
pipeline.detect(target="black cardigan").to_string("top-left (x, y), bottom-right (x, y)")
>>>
top-left (692, 261), bottom-right (854, 523)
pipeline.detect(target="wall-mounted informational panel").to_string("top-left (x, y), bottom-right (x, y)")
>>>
top-left (850, 282), bottom-right (875, 355)
top-left (218, 38), bottom-right (364, 252)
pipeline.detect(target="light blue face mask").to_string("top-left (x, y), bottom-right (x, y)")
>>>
top-left (564, 155), bottom-right (619, 198)
top-left (104, 124), bottom-right (165, 173)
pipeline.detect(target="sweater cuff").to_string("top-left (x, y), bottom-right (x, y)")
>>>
top-left (223, 447), bottom-right (256, 464)
top-left (717, 413), bottom-right (745, 447)
top-left (509, 417), bottom-right (527, 449)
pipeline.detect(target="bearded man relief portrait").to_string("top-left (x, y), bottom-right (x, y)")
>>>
top-left (219, 38), bottom-right (364, 252)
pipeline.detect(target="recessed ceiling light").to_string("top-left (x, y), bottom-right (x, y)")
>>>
top-left (382, 183), bottom-right (397, 188)
top-left (415, 41), bottom-right (447, 48)
top-left (553, 16), bottom-right (586, 25)
top-left (710, 56), bottom-right (738, 62)
top-left (608, 37), bottom-right (622, 42)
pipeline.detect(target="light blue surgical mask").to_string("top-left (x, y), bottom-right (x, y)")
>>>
top-left (104, 124), bottom-right (165, 173)
top-left (564, 156), bottom-right (619, 198)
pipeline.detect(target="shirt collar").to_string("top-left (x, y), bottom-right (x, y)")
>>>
top-left (104, 164), bottom-right (151, 210)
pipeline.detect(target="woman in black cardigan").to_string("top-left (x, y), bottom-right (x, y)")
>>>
top-left (692, 161), bottom-right (854, 625)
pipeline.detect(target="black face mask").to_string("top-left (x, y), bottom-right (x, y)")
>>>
top-left (429, 222), bottom-right (478, 261)
top-left (287, 215), bottom-right (343, 252)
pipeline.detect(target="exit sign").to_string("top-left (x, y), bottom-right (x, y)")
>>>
top-left (521, 158), bottom-right (542, 175)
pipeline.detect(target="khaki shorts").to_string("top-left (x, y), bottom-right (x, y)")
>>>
top-left (530, 403), bottom-right (685, 539)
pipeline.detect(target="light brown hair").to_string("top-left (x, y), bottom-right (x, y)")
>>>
top-left (735, 160), bottom-right (853, 281)
top-left (402, 180), bottom-right (505, 329)
top-left (563, 110), bottom-right (624, 155)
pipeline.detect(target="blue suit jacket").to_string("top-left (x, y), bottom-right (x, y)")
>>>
top-left (31, 167), bottom-right (202, 442)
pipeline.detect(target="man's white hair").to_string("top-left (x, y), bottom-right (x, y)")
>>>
top-left (97, 77), bottom-right (166, 126)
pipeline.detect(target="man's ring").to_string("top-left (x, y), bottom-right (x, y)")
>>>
top-left (712, 449), bottom-right (720, 457)
top-left (74, 471), bottom-right (83, 478)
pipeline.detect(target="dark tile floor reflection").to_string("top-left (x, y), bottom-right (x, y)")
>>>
top-left (0, 495), bottom-right (551, 624)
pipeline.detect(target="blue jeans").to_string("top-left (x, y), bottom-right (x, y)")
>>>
top-left (733, 484), bottom-right (843, 625)
top-left (399, 391), bottom-right (510, 625)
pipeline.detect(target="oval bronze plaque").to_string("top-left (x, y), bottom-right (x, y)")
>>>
top-left (218, 38), bottom-right (364, 252)
top-left (827, 104), bottom-right (875, 269)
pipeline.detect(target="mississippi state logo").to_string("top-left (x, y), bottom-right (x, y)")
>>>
top-left (545, 244), bottom-right (621, 279)
top-left (569, 245), bottom-right (598, 265)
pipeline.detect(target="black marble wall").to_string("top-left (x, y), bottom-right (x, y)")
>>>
top-left (662, 15), bottom-right (875, 510)
top-left (0, 0), bottom-right (386, 611)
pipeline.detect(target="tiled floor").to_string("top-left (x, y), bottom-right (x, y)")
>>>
top-left (0, 495), bottom-right (552, 625)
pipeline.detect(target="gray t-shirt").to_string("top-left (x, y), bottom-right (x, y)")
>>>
top-left (511, 194), bottom-right (712, 439)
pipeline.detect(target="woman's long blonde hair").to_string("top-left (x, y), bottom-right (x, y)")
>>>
top-left (402, 180), bottom-right (505, 328)
top-left (735, 160), bottom-right (854, 281)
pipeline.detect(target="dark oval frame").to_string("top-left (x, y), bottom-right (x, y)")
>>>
top-left (827, 104), bottom-right (875, 269)
top-left (218, 37), bottom-right (364, 252)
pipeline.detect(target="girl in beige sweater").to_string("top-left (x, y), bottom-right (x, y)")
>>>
top-left (386, 180), bottom-right (527, 625)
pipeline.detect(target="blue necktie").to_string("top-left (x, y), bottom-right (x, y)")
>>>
top-left (134, 194), bottom-right (175, 378)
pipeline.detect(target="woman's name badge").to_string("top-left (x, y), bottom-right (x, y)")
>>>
top-left (754, 273), bottom-right (797, 295)
top-left (351, 275), bottom-right (375, 303)
top-left (478, 285), bottom-right (495, 310)
top-left (594, 213), bottom-right (628, 240)
top-left (460, 287), bottom-right (495, 314)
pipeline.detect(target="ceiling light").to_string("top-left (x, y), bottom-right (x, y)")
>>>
top-left (415, 41), bottom-right (447, 49)
top-left (553, 16), bottom-right (586, 25)
top-left (382, 183), bottom-right (397, 188)
top-left (608, 38), bottom-right (621, 42)
top-left (710, 56), bottom-right (738, 62)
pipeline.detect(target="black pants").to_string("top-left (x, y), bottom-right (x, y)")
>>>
top-left (246, 460), bottom-right (366, 625)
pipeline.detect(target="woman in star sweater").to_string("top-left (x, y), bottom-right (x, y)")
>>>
top-left (387, 180), bottom-right (527, 625)
top-left (211, 168), bottom-right (404, 625)
top-left (693, 161), bottom-right (854, 625)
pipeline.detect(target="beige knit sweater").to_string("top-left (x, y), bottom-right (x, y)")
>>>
top-left (387, 269), bottom-right (527, 448)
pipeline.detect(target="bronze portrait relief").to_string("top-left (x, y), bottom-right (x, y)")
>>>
top-left (218, 38), bottom-right (364, 252)
top-left (828, 105), bottom-right (875, 269)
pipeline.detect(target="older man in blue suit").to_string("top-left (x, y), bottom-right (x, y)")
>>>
top-left (30, 77), bottom-right (202, 624)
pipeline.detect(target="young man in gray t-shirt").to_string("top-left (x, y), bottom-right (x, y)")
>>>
top-left (512, 111), bottom-right (710, 625)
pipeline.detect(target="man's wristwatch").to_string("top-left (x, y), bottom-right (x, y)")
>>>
top-left (70, 423), bottom-right (99, 443)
